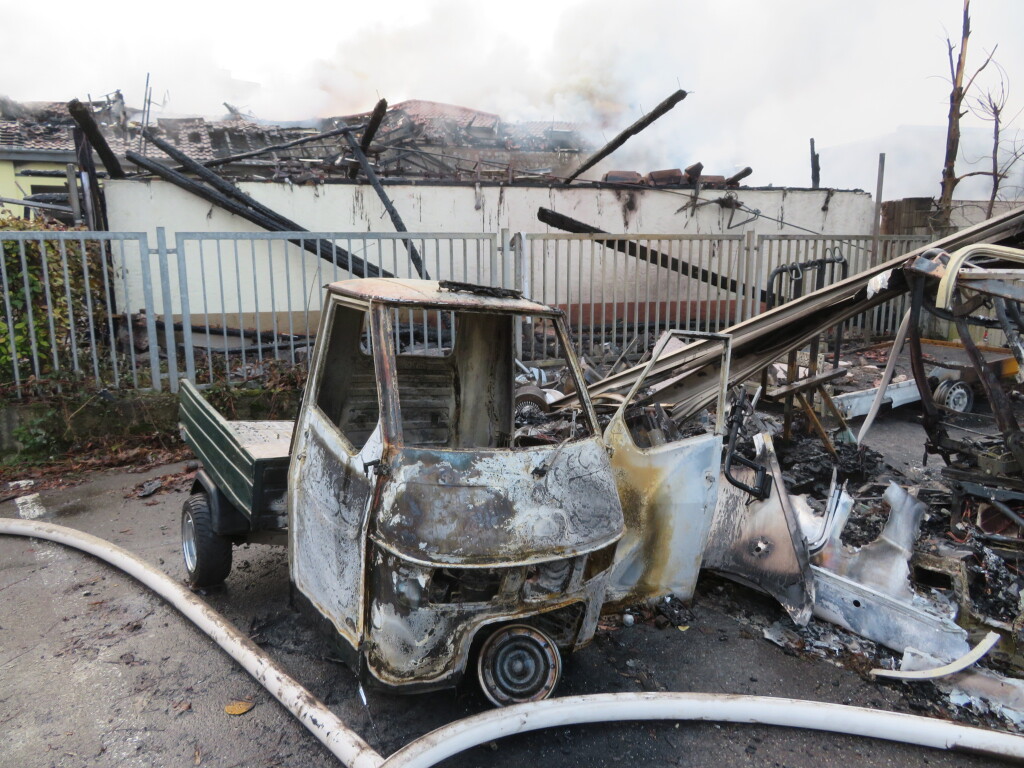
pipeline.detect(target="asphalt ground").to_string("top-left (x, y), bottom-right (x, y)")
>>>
top-left (0, 421), bottom-right (1019, 768)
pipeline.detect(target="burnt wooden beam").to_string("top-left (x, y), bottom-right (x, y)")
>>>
top-left (67, 99), bottom-right (125, 179)
top-left (73, 126), bottom-right (108, 230)
top-left (200, 124), bottom-right (364, 168)
top-left (350, 99), bottom-right (388, 179)
top-left (810, 138), bottom-right (821, 189)
top-left (564, 89), bottom-right (687, 185)
top-left (143, 130), bottom-right (305, 230)
top-left (126, 150), bottom-right (387, 278)
top-left (379, 149), bottom-right (415, 167)
top-left (537, 207), bottom-right (767, 303)
top-left (725, 167), bottom-right (753, 186)
top-left (343, 131), bottom-right (429, 279)
top-left (416, 150), bottom-right (456, 175)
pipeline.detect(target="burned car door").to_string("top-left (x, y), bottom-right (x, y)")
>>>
top-left (289, 297), bottom-right (383, 649)
top-left (603, 332), bottom-right (729, 604)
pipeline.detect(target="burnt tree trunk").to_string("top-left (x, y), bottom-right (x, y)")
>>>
top-left (936, 1), bottom-right (972, 232)
top-left (988, 100), bottom-right (1002, 218)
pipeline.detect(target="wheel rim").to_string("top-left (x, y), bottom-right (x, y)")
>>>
top-left (478, 624), bottom-right (561, 707)
top-left (945, 382), bottom-right (972, 413)
top-left (182, 509), bottom-right (198, 574)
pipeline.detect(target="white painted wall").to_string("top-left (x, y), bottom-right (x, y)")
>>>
top-left (104, 180), bottom-right (877, 322)
top-left (106, 179), bottom-right (875, 239)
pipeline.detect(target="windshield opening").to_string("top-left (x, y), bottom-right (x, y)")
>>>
top-left (385, 309), bottom-right (597, 450)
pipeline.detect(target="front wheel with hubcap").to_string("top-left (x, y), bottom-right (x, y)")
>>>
top-left (181, 492), bottom-right (232, 588)
top-left (477, 624), bottom-right (562, 707)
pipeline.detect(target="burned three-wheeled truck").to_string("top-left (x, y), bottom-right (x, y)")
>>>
top-left (180, 279), bottom-right (727, 706)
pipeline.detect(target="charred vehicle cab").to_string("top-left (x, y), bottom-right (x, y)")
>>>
top-left (180, 279), bottom-right (626, 706)
top-left (291, 278), bottom-right (624, 704)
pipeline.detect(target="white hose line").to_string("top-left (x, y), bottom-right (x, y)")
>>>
top-left (382, 692), bottom-right (1024, 768)
top-left (8, 518), bottom-right (1024, 768)
top-left (0, 517), bottom-right (384, 768)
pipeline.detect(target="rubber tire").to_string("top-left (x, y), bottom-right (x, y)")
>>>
top-left (181, 492), bottom-right (232, 588)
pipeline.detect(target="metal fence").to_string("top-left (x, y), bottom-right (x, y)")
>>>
top-left (517, 233), bottom-right (752, 361)
top-left (168, 231), bottom-right (502, 387)
top-left (1, 227), bottom-right (930, 398)
top-left (518, 232), bottom-right (930, 360)
top-left (757, 234), bottom-right (930, 340)
top-left (0, 230), bottom-right (161, 395)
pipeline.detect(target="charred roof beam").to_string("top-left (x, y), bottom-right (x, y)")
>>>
top-left (564, 89), bottom-right (687, 185)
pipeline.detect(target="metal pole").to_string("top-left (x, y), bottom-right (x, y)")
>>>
top-left (866, 153), bottom-right (886, 345)
top-left (156, 228), bottom-right (179, 391)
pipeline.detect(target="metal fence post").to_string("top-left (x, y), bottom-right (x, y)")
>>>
top-left (744, 230), bottom-right (756, 322)
top-left (500, 228), bottom-right (511, 290)
top-left (512, 232), bottom-right (525, 360)
top-left (174, 232), bottom-right (196, 384)
top-left (137, 233), bottom-right (163, 391)
top-left (155, 228), bottom-right (180, 391)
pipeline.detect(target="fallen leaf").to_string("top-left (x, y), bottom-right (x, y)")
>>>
top-left (677, 625), bottom-right (690, 632)
top-left (224, 700), bottom-right (255, 715)
top-left (173, 700), bottom-right (191, 714)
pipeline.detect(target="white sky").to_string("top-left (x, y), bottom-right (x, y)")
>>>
top-left (4, 0), bottom-right (1023, 198)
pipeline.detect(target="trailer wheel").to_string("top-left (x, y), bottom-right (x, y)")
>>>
top-left (934, 380), bottom-right (974, 413)
top-left (477, 624), bottom-right (561, 707)
top-left (181, 492), bottom-right (232, 588)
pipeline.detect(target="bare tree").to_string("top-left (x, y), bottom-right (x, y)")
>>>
top-left (968, 60), bottom-right (1024, 217)
top-left (935, 0), bottom-right (996, 231)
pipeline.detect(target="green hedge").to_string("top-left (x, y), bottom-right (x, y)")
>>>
top-left (0, 214), bottom-right (107, 391)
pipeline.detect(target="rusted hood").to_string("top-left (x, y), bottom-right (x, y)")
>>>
top-left (372, 437), bottom-right (624, 566)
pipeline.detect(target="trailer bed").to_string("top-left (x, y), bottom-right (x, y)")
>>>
top-left (179, 380), bottom-right (293, 527)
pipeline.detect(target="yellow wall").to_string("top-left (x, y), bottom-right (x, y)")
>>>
top-left (0, 160), bottom-right (72, 218)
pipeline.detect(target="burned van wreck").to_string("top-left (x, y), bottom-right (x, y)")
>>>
top-left (177, 274), bottom-right (736, 706)
top-left (172, 204), bottom-right (1024, 728)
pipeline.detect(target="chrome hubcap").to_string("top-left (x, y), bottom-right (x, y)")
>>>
top-left (478, 624), bottom-right (561, 706)
top-left (182, 511), bottom-right (198, 573)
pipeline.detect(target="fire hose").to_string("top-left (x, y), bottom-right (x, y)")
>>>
top-left (3, 516), bottom-right (1024, 766)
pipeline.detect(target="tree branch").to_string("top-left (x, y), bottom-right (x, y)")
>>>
top-left (963, 43), bottom-right (997, 95)
top-left (956, 170), bottom-right (997, 180)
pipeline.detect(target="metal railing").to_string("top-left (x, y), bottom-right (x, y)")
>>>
top-left (517, 232), bottom-right (929, 361)
top-left (170, 232), bottom-right (501, 387)
top-left (1, 227), bottom-right (930, 398)
top-left (757, 234), bottom-right (930, 340)
top-left (0, 230), bottom-right (163, 396)
top-left (517, 232), bottom-right (753, 361)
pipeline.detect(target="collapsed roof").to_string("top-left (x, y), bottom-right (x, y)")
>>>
top-left (0, 95), bottom-right (592, 183)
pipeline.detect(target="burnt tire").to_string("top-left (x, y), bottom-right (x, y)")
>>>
top-left (181, 492), bottom-right (232, 588)
top-left (477, 624), bottom-right (562, 707)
